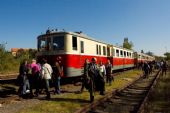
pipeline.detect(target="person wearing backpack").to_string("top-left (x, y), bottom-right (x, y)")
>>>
top-left (41, 59), bottom-right (53, 99)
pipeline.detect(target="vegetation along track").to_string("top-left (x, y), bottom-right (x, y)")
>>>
top-left (85, 70), bottom-right (160, 113)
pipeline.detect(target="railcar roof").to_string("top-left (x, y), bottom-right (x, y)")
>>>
top-left (37, 31), bottom-right (134, 52)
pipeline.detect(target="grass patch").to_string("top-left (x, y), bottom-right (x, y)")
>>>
top-left (17, 69), bottom-right (142, 113)
top-left (146, 71), bottom-right (170, 113)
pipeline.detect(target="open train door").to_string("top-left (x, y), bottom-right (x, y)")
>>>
top-left (107, 44), bottom-right (113, 64)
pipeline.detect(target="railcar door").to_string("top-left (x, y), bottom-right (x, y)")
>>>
top-left (107, 45), bottom-right (113, 64)
top-left (80, 40), bottom-right (84, 66)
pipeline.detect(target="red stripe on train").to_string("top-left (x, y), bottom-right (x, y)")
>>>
top-left (37, 54), bottom-right (134, 68)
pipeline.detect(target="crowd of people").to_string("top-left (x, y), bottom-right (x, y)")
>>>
top-left (17, 56), bottom-right (168, 102)
top-left (80, 58), bottom-right (113, 102)
top-left (141, 60), bottom-right (168, 79)
top-left (17, 57), bottom-right (63, 99)
top-left (17, 57), bottom-right (113, 102)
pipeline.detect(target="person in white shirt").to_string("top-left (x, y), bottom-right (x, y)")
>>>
top-left (41, 59), bottom-right (53, 99)
top-left (98, 61), bottom-right (106, 95)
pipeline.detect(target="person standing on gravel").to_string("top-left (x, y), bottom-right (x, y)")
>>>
top-left (88, 57), bottom-right (98, 102)
top-left (18, 59), bottom-right (30, 98)
top-left (142, 61), bottom-right (150, 78)
top-left (80, 58), bottom-right (90, 93)
top-left (53, 56), bottom-right (63, 94)
top-left (30, 59), bottom-right (40, 97)
top-left (41, 59), bottom-right (53, 99)
top-left (161, 60), bottom-right (168, 76)
top-left (98, 60), bottom-right (106, 95)
top-left (105, 59), bottom-right (113, 86)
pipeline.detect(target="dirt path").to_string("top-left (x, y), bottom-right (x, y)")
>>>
top-left (0, 83), bottom-right (81, 113)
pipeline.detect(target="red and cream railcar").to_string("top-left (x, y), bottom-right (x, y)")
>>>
top-left (112, 46), bottom-right (134, 70)
top-left (134, 52), bottom-right (155, 66)
top-left (37, 30), bottom-right (134, 78)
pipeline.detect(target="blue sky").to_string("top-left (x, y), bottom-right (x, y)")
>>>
top-left (0, 0), bottom-right (169, 56)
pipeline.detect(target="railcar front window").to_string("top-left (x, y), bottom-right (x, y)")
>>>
top-left (53, 36), bottom-right (64, 50)
top-left (47, 38), bottom-right (51, 50)
top-left (38, 38), bottom-right (46, 51)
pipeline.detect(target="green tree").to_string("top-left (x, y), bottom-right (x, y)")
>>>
top-left (164, 52), bottom-right (170, 60)
top-left (123, 37), bottom-right (134, 50)
top-left (28, 49), bottom-right (37, 59)
top-left (0, 44), bottom-right (20, 74)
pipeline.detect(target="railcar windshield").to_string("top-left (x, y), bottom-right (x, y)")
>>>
top-left (38, 36), bottom-right (64, 51)
top-left (38, 38), bottom-right (46, 51)
top-left (53, 36), bottom-right (64, 50)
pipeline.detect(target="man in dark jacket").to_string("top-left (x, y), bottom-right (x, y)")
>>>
top-left (143, 61), bottom-right (150, 78)
top-left (53, 56), bottom-right (63, 94)
top-left (88, 57), bottom-right (98, 102)
top-left (80, 58), bottom-right (90, 93)
top-left (106, 59), bottom-right (113, 85)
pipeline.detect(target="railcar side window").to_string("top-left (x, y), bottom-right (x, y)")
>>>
top-left (53, 36), bottom-right (64, 50)
top-left (138, 55), bottom-right (141, 58)
top-left (103, 46), bottom-right (106, 55)
top-left (129, 53), bottom-right (132, 58)
top-left (80, 41), bottom-right (84, 53)
top-left (127, 52), bottom-right (129, 57)
top-left (107, 47), bottom-right (110, 56)
top-left (112, 48), bottom-right (115, 56)
top-left (120, 50), bottom-right (123, 57)
top-left (116, 49), bottom-right (119, 57)
top-left (124, 51), bottom-right (126, 57)
top-left (99, 45), bottom-right (101, 55)
top-left (96, 44), bottom-right (98, 55)
top-left (72, 36), bottom-right (77, 50)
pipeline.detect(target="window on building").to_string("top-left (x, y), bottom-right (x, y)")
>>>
top-left (103, 46), bottom-right (106, 55)
top-left (80, 41), bottom-right (84, 53)
top-left (72, 36), bottom-right (77, 50)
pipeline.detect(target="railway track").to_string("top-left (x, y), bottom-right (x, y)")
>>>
top-left (79, 70), bottom-right (161, 113)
